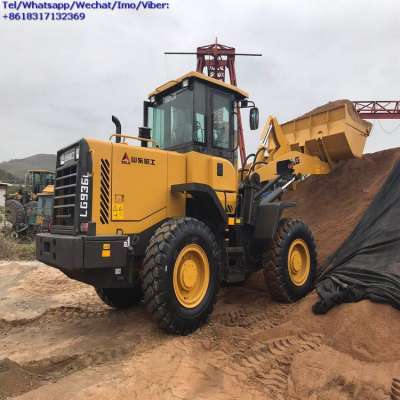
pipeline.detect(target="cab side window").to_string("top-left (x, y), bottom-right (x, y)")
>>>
top-left (212, 92), bottom-right (231, 149)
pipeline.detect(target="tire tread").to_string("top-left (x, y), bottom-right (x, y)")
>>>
top-left (141, 217), bottom-right (220, 335)
top-left (263, 218), bottom-right (317, 303)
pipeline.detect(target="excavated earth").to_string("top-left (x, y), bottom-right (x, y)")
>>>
top-left (1, 148), bottom-right (400, 400)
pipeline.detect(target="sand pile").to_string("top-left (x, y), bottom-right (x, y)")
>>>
top-left (282, 147), bottom-right (400, 363)
top-left (288, 346), bottom-right (398, 400)
top-left (286, 292), bottom-right (400, 362)
top-left (284, 147), bottom-right (400, 263)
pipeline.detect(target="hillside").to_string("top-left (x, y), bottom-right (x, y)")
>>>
top-left (0, 154), bottom-right (56, 180)
top-left (0, 168), bottom-right (20, 184)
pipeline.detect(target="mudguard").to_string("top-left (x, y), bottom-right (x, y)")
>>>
top-left (254, 200), bottom-right (296, 240)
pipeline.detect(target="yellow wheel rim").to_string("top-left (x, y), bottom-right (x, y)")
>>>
top-left (288, 239), bottom-right (311, 286)
top-left (173, 244), bottom-right (210, 308)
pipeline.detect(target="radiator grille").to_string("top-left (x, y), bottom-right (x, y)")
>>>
top-left (53, 164), bottom-right (77, 226)
top-left (100, 159), bottom-right (110, 224)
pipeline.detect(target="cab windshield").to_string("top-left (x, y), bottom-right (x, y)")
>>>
top-left (150, 87), bottom-right (194, 149)
top-left (26, 172), bottom-right (54, 194)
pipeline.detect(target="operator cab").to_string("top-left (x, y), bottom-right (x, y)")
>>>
top-left (145, 72), bottom-right (258, 164)
top-left (25, 170), bottom-right (55, 197)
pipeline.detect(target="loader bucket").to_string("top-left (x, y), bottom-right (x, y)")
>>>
top-left (280, 100), bottom-right (372, 162)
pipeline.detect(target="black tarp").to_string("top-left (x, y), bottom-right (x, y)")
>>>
top-left (313, 159), bottom-right (400, 314)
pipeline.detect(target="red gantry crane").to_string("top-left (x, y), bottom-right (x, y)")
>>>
top-left (353, 101), bottom-right (400, 136)
top-left (165, 39), bottom-right (262, 166)
top-left (353, 101), bottom-right (400, 119)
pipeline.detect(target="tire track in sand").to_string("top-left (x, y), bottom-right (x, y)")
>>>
top-left (220, 330), bottom-right (323, 398)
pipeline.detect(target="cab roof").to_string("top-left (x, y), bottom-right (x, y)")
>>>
top-left (148, 71), bottom-right (249, 98)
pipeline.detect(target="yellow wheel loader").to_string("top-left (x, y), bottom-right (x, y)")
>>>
top-left (36, 72), bottom-right (371, 334)
top-left (6, 170), bottom-right (55, 238)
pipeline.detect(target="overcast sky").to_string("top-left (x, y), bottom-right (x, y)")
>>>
top-left (1, 0), bottom-right (399, 162)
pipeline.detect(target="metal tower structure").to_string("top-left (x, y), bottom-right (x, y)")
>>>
top-left (165, 39), bottom-right (262, 165)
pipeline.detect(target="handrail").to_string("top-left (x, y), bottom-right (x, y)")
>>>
top-left (109, 134), bottom-right (157, 147)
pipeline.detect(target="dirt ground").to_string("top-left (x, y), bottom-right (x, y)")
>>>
top-left (1, 148), bottom-right (400, 400)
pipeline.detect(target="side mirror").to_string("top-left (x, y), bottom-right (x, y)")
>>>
top-left (138, 127), bottom-right (151, 148)
top-left (249, 107), bottom-right (259, 130)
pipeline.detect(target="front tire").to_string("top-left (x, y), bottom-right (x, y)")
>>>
top-left (141, 217), bottom-right (221, 335)
top-left (263, 218), bottom-right (317, 302)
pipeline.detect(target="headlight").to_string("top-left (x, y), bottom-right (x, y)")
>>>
top-left (60, 146), bottom-right (78, 166)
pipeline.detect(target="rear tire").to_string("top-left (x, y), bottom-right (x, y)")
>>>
top-left (95, 285), bottom-right (143, 309)
top-left (141, 217), bottom-right (221, 335)
top-left (263, 218), bottom-right (317, 302)
top-left (5, 199), bottom-right (25, 226)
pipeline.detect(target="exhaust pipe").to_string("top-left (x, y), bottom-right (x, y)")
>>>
top-left (112, 115), bottom-right (122, 143)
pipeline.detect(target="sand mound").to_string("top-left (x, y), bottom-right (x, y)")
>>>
top-left (289, 346), bottom-right (398, 400)
top-left (284, 147), bottom-right (400, 263)
top-left (283, 292), bottom-right (400, 362)
top-left (282, 149), bottom-right (400, 363)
